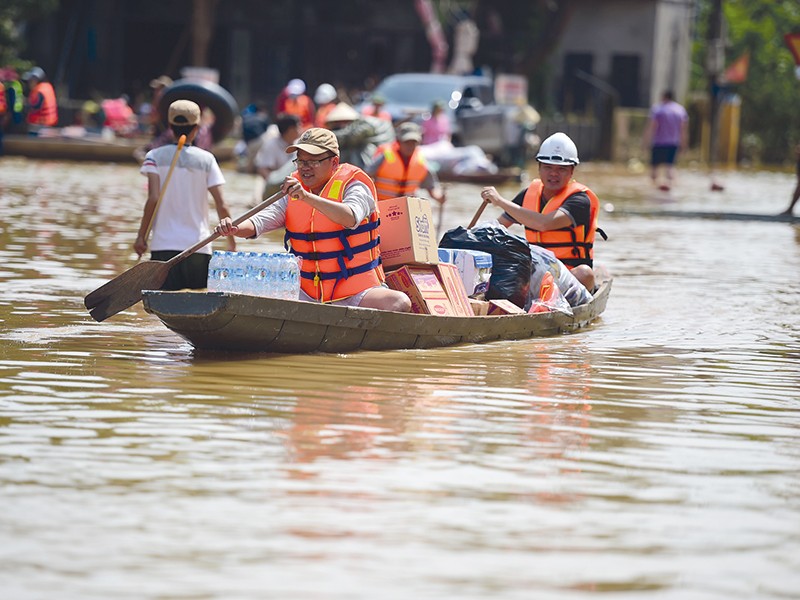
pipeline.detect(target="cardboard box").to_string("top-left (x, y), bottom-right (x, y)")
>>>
top-left (385, 265), bottom-right (455, 316)
top-left (487, 299), bottom-right (526, 315)
top-left (469, 299), bottom-right (490, 316)
top-left (378, 196), bottom-right (438, 268)
top-left (434, 263), bottom-right (474, 317)
top-left (437, 248), bottom-right (492, 296)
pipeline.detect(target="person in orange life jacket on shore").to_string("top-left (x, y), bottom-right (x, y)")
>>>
top-left (22, 67), bottom-right (58, 128)
top-left (360, 94), bottom-right (392, 122)
top-left (214, 127), bottom-right (412, 312)
top-left (366, 122), bottom-right (446, 204)
top-left (480, 132), bottom-right (605, 292)
top-left (274, 78), bottom-right (315, 131)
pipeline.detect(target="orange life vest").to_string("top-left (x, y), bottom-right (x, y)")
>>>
top-left (284, 163), bottom-right (384, 302)
top-left (27, 81), bottom-right (58, 126)
top-left (372, 141), bottom-right (430, 200)
top-left (315, 103), bottom-right (335, 128)
top-left (283, 95), bottom-right (315, 128)
top-left (0, 86), bottom-right (7, 115)
top-left (521, 179), bottom-right (600, 268)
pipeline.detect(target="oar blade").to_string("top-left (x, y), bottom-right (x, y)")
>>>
top-left (84, 261), bottom-right (171, 322)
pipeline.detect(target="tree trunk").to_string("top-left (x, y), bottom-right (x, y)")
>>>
top-left (192, 0), bottom-right (219, 66)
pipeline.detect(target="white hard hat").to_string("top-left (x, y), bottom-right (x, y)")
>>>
top-left (314, 83), bottom-right (337, 105)
top-left (286, 78), bottom-right (306, 96)
top-left (23, 66), bottom-right (45, 81)
top-left (536, 132), bottom-right (579, 166)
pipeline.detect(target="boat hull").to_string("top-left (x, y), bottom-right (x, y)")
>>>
top-left (4, 134), bottom-right (235, 164)
top-left (142, 280), bottom-right (611, 354)
top-left (436, 168), bottom-right (524, 185)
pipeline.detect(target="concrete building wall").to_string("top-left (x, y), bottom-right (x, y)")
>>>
top-left (651, 0), bottom-right (695, 104)
top-left (548, 0), bottom-right (694, 111)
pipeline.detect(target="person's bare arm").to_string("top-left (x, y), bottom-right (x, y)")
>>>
top-left (482, 186), bottom-right (572, 231)
top-left (209, 185), bottom-right (236, 250)
top-left (133, 172), bottom-right (160, 257)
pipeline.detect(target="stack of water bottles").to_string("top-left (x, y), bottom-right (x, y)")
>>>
top-left (207, 251), bottom-right (301, 300)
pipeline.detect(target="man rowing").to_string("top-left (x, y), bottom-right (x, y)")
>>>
top-left (214, 127), bottom-right (411, 312)
top-left (480, 132), bottom-right (604, 291)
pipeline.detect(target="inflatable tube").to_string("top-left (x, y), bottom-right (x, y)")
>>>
top-left (158, 79), bottom-right (238, 142)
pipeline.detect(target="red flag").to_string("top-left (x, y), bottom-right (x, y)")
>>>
top-left (784, 32), bottom-right (800, 65)
top-left (723, 52), bottom-right (749, 84)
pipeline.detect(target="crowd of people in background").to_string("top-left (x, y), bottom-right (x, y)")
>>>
top-left (238, 78), bottom-right (450, 205)
top-left (2, 69), bottom-right (799, 215)
top-left (0, 65), bottom-right (58, 154)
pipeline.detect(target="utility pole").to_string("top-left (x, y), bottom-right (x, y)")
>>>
top-left (706, 0), bottom-right (724, 190)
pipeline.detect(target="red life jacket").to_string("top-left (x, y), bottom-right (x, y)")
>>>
top-left (284, 163), bottom-right (384, 302)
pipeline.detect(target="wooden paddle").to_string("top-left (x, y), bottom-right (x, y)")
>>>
top-left (139, 134), bottom-right (186, 250)
top-left (84, 189), bottom-right (286, 322)
top-left (468, 199), bottom-right (490, 228)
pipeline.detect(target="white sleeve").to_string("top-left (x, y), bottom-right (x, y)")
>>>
top-left (341, 181), bottom-right (376, 228)
top-left (250, 196), bottom-right (289, 236)
top-left (207, 156), bottom-right (225, 188)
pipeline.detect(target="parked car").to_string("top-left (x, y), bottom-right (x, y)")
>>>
top-left (357, 73), bottom-right (534, 165)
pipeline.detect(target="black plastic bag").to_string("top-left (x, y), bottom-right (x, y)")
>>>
top-left (439, 225), bottom-right (532, 309)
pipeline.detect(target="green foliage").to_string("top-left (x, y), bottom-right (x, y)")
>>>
top-left (695, 0), bottom-right (800, 163)
top-left (0, 0), bottom-right (58, 69)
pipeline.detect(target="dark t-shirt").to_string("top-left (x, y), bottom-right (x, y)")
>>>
top-left (503, 187), bottom-right (592, 232)
top-left (241, 113), bottom-right (270, 142)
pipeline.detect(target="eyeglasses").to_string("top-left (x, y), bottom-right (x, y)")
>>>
top-left (293, 156), bottom-right (334, 168)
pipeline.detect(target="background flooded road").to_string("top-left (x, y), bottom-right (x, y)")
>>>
top-left (1, 156), bottom-right (798, 599)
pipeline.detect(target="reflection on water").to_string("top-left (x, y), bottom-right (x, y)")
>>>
top-left (1, 158), bottom-right (799, 599)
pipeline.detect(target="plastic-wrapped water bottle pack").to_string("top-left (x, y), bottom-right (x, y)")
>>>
top-left (207, 251), bottom-right (301, 300)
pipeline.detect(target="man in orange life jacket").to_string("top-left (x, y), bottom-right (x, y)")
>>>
top-left (480, 132), bottom-right (604, 291)
top-left (366, 122), bottom-right (446, 204)
top-left (214, 127), bottom-right (411, 312)
top-left (22, 67), bottom-right (58, 128)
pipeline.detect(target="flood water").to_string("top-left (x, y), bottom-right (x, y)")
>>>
top-left (1, 155), bottom-right (798, 599)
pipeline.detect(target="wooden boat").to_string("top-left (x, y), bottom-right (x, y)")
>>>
top-left (4, 133), bottom-right (235, 164)
top-left (436, 167), bottom-right (525, 186)
top-left (141, 279), bottom-right (611, 354)
top-left (6, 80), bottom-right (238, 164)
top-left (4, 133), bottom-right (143, 162)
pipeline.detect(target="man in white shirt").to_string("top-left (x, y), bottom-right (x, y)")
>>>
top-left (254, 114), bottom-right (301, 182)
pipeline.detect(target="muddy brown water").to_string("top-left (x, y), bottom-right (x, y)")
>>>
top-left (1, 157), bottom-right (798, 599)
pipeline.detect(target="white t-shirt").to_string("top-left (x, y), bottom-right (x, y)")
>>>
top-left (140, 143), bottom-right (225, 254)
top-left (254, 125), bottom-right (295, 171)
